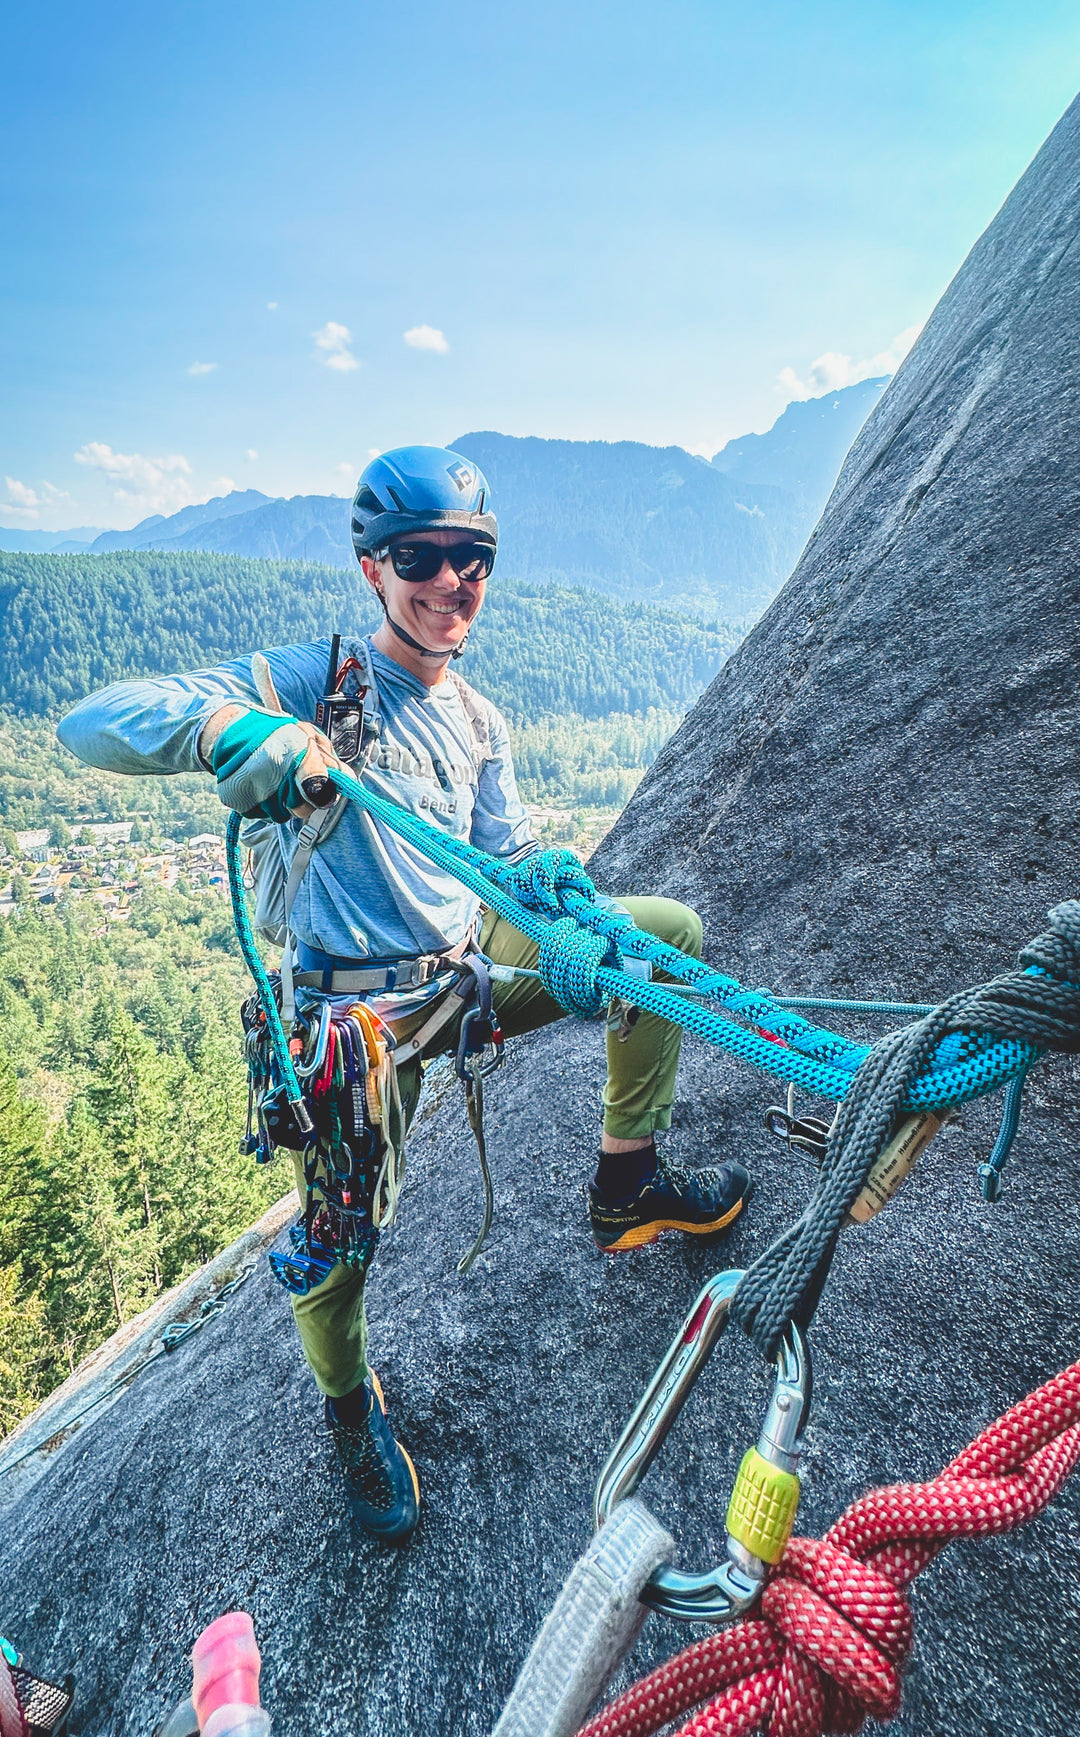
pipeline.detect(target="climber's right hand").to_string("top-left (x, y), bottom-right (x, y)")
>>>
top-left (200, 705), bottom-right (340, 820)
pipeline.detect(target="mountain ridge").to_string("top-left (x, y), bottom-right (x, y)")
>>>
top-left (711, 375), bottom-right (888, 503)
top-left (0, 382), bottom-right (885, 614)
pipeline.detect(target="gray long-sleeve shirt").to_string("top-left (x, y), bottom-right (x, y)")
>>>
top-left (56, 635), bottom-right (536, 960)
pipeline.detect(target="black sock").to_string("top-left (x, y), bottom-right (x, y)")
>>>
top-left (328, 1379), bottom-right (372, 1425)
top-left (593, 1141), bottom-right (657, 1203)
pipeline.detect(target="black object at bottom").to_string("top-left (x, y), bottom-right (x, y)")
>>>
top-left (10, 1663), bottom-right (74, 1737)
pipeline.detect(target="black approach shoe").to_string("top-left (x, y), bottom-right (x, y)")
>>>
top-left (589, 1155), bottom-right (752, 1253)
top-left (325, 1371), bottom-right (420, 1545)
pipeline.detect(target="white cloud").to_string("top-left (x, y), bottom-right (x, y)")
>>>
top-left (74, 442), bottom-right (196, 515)
top-left (247, 449), bottom-right (259, 462)
top-left (313, 321), bottom-right (359, 372)
top-left (404, 324), bottom-right (449, 354)
top-left (5, 478), bottom-right (41, 509)
top-left (778, 324), bottom-right (923, 402)
top-left (3, 478), bottom-right (41, 519)
top-left (367, 447), bottom-right (381, 460)
top-left (1, 478), bottom-right (71, 525)
top-left (187, 360), bottom-right (218, 376)
top-left (336, 461), bottom-right (356, 478)
top-left (267, 301), bottom-right (278, 310)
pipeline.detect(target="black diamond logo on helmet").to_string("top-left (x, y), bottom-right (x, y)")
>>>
top-left (447, 461), bottom-right (474, 493)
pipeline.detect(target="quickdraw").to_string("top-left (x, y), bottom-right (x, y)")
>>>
top-left (240, 981), bottom-right (403, 1297)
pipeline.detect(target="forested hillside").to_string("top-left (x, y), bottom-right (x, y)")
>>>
top-left (0, 889), bottom-right (279, 1432)
top-left (0, 551), bottom-right (738, 718)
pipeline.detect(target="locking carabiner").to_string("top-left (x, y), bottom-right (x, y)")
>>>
top-left (593, 1269), bottom-right (811, 1624)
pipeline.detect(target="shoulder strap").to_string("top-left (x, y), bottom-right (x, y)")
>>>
top-left (447, 670), bottom-right (493, 772)
top-left (281, 634), bottom-right (383, 1021)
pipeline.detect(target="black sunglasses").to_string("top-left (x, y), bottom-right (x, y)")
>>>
top-left (380, 538), bottom-right (500, 587)
top-left (379, 541), bottom-right (495, 584)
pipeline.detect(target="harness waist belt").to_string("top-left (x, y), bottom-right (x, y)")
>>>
top-left (293, 954), bottom-right (451, 993)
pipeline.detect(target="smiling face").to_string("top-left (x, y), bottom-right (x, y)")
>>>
top-left (361, 527), bottom-right (489, 677)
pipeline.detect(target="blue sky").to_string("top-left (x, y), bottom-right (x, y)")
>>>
top-left (3, 0), bottom-right (1079, 530)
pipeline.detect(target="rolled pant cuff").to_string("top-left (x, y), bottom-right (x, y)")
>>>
top-left (316, 1364), bottom-right (371, 1401)
top-left (602, 1109), bottom-right (673, 1140)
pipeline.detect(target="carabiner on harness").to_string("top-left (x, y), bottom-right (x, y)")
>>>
top-left (593, 1269), bottom-right (811, 1624)
top-left (453, 953), bottom-right (506, 1275)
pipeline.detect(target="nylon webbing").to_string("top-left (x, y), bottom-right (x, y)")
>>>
top-left (491, 1499), bottom-right (673, 1737)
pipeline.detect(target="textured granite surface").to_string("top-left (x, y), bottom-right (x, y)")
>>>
top-left (3, 91), bottom-right (1080, 1737)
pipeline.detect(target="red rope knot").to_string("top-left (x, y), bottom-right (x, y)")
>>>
top-left (760, 1536), bottom-right (912, 1737)
top-left (576, 1360), bottom-right (1080, 1737)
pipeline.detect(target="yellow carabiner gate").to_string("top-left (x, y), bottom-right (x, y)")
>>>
top-left (593, 1269), bottom-right (810, 1623)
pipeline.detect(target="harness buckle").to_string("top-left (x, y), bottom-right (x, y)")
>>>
top-left (593, 1269), bottom-right (811, 1624)
top-left (764, 1103), bottom-right (832, 1164)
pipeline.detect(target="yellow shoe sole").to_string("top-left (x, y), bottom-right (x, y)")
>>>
top-left (368, 1369), bottom-right (421, 1511)
top-left (596, 1193), bottom-right (747, 1254)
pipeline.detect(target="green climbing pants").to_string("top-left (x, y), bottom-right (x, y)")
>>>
top-left (290, 893), bottom-right (702, 1396)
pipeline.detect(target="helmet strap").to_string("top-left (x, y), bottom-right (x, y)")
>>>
top-left (376, 591), bottom-right (469, 661)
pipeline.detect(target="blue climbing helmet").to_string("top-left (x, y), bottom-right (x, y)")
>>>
top-left (350, 446), bottom-right (497, 560)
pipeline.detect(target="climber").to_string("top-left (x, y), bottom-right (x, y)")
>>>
top-left (55, 444), bottom-right (753, 1547)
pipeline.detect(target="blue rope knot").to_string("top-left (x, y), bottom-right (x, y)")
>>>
top-left (536, 918), bottom-right (612, 1017)
top-left (492, 848), bottom-right (598, 918)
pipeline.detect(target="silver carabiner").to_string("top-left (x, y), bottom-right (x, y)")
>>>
top-left (593, 1269), bottom-right (811, 1624)
top-left (293, 996), bottom-right (332, 1080)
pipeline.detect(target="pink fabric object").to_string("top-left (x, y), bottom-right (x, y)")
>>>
top-left (202, 1707), bottom-right (271, 1737)
top-left (191, 1613), bottom-right (261, 1729)
top-left (0, 1657), bottom-right (26, 1737)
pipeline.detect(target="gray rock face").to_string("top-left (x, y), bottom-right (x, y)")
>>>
top-left (4, 95), bottom-right (1080, 1737)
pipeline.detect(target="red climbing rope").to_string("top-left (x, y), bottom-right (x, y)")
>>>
top-left (577, 1359), bottom-right (1080, 1737)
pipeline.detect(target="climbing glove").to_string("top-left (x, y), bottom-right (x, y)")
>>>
top-left (211, 707), bottom-right (312, 822)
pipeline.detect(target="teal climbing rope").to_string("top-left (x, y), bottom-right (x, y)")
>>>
top-left (310, 767), bottom-right (1040, 1110)
top-left (223, 767), bottom-right (1050, 1114)
top-left (225, 810), bottom-right (311, 1133)
top-left (223, 768), bottom-right (1080, 1360)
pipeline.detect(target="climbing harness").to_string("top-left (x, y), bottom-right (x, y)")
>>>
top-left (230, 646), bottom-right (517, 1288)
